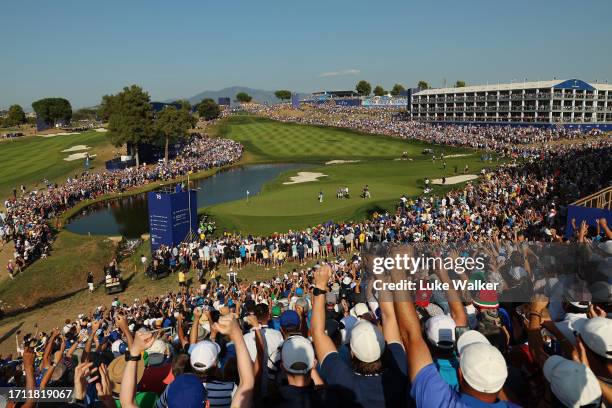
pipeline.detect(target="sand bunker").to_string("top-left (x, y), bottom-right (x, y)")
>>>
top-left (431, 174), bottom-right (478, 185)
top-left (325, 160), bottom-right (361, 165)
top-left (41, 132), bottom-right (80, 138)
top-left (283, 172), bottom-right (327, 185)
top-left (62, 145), bottom-right (90, 153)
top-left (64, 153), bottom-right (97, 162)
top-left (443, 154), bottom-right (472, 158)
top-left (94, 128), bottom-right (108, 132)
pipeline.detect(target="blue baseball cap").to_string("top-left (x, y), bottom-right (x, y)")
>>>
top-left (280, 310), bottom-right (300, 329)
top-left (167, 374), bottom-right (207, 408)
top-left (296, 288), bottom-right (304, 296)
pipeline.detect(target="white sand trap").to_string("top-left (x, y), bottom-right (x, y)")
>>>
top-left (443, 154), bottom-right (472, 158)
top-left (41, 132), bottom-right (80, 138)
top-left (62, 145), bottom-right (90, 153)
top-left (325, 160), bottom-right (361, 165)
top-left (431, 174), bottom-right (478, 185)
top-left (283, 172), bottom-right (327, 185)
top-left (94, 128), bottom-right (108, 132)
top-left (394, 158), bottom-right (413, 161)
top-left (64, 153), bottom-right (97, 162)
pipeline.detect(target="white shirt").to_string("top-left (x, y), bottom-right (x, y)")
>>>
top-left (243, 326), bottom-right (284, 371)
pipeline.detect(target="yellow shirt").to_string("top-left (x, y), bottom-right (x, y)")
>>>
top-left (178, 271), bottom-right (186, 283)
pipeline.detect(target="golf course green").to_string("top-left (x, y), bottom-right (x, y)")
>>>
top-left (205, 116), bottom-right (494, 234)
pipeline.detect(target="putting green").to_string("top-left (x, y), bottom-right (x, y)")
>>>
top-left (207, 116), bottom-right (495, 234)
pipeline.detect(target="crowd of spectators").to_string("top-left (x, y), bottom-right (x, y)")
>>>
top-left (1, 134), bottom-right (242, 278)
top-left (1, 107), bottom-right (611, 407)
top-left (244, 104), bottom-right (604, 155)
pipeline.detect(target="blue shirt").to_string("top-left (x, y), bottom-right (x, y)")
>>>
top-left (411, 364), bottom-right (521, 408)
top-left (320, 342), bottom-right (411, 408)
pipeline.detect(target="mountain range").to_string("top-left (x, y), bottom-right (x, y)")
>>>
top-left (166, 86), bottom-right (309, 106)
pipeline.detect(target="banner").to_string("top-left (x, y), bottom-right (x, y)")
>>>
top-left (564, 205), bottom-right (612, 239)
top-left (148, 189), bottom-right (198, 250)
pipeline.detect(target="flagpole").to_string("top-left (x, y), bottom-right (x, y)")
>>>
top-left (187, 171), bottom-right (192, 237)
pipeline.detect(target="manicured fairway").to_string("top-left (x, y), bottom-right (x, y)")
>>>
top-left (207, 115), bottom-right (494, 234)
top-left (216, 115), bottom-right (469, 162)
top-left (0, 130), bottom-right (115, 200)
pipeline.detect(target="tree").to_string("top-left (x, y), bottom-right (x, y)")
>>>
top-left (373, 86), bottom-right (386, 97)
top-left (417, 81), bottom-right (429, 90)
top-left (72, 108), bottom-right (98, 122)
top-left (173, 99), bottom-right (192, 111)
top-left (274, 90), bottom-right (292, 101)
top-left (391, 83), bottom-right (406, 96)
top-left (355, 80), bottom-right (372, 96)
top-left (31, 98), bottom-right (72, 126)
top-left (5, 104), bottom-right (27, 127)
top-left (100, 85), bottom-right (155, 166)
top-left (155, 105), bottom-right (195, 162)
top-left (98, 94), bottom-right (117, 121)
top-left (236, 92), bottom-right (252, 103)
top-left (454, 80), bottom-right (466, 88)
top-left (196, 98), bottom-right (221, 121)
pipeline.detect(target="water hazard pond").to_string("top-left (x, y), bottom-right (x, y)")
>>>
top-left (65, 163), bottom-right (309, 238)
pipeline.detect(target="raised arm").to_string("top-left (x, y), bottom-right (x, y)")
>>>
top-left (215, 315), bottom-right (255, 408)
top-left (21, 348), bottom-right (37, 408)
top-left (176, 313), bottom-right (188, 348)
top-left (378, 300), bottom-right (402, 345)
top-left (526, 296), bottom-right (550, 368)
top-left (393, 299), bottom-right (433, 381)
top-left (82, 320), bottom-right (101, 363)
top-left (189, 307), bottom-right (202, 345)
top-left (42, 328), bottom-right (59, 369)
top-left (434, 259), bottom-right (468, 327)
top-left (115, 314), bottom-right (134, 350)
top-left (311, 265), bottom-right (337, 362)
top-left (119, 331), bottom-right (154, 408)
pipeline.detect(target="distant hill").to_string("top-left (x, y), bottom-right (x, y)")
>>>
top-left (167, 86), bottom-right (308, 106)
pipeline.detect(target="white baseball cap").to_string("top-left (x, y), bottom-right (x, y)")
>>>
top-left (574, 317), bottom-right (612, 360)
top-left (349, 320), bottom-right (385, 363)
top-left (543, 355), bottom-right (602, 407)
top-left (146, 339), bottom-right (169, 366)
top-left (350, 303), bottom-right (370, 318)
top-left (111, 339), bottom-right (127, 356)
top-left (456, 330), bottom-right (489, 354)
top-left (189, 340), bottom-right (221, 372)
top-left (281, 336), bottom-right (315, 374)
top-left (459, 342), bottom-right (507, 394)
top-left (425, 314), bottom-right (456, 349)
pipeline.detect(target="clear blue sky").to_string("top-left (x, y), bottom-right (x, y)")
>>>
top-left (1, 0), bottom-right (611, 110)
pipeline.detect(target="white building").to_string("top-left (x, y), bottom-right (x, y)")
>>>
top-left (410, 79), bottom-right (612, 128)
